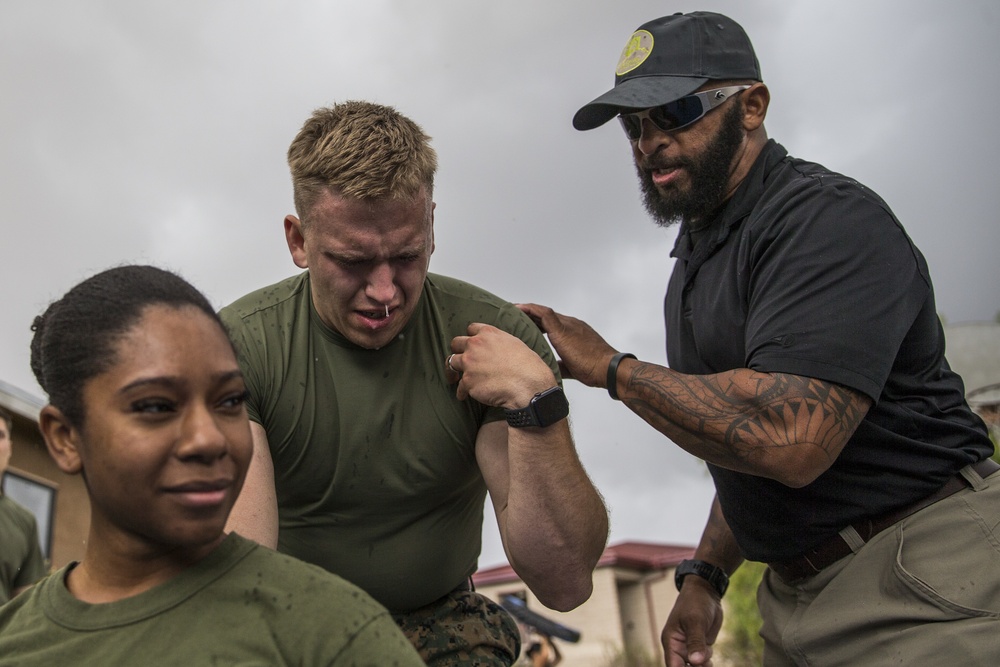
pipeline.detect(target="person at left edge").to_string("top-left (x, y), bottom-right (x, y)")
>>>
top-left (0, 406), bottom-right (48, 605)
top-left (219, 100), bottom-right (609, 666)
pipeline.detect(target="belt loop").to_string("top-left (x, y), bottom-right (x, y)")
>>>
top-left (959, 463), bottom-right (989, 491)
top-left (838, 525), bottom-right (866, 553)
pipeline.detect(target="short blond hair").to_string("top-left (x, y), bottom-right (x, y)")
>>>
top-left (287, 101), bottom-right (438, 219)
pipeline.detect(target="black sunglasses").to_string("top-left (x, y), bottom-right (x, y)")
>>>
top-left (618, 85), bottom-right (751, 140)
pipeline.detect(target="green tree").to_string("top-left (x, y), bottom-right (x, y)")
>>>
top-left (718, 560), bottom-right (766, 666)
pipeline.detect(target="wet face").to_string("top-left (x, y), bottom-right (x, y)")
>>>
top-left (632, 95), bottom-right (746, 227)
top-left (70, 305), bottom-right (252, 552)
top-left (285, 187), bottom-right (435, 350)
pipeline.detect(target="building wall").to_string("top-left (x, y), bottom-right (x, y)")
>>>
top-left (477, 567), bottom-right (627, 666)
top-left (944, 322), bottom-right (1000, 436)
top-left (618, 576), bottom-right (649, 658)
top-left (476, 565), bottom-right (687, 667)
top-left (6, 410), bottom-right (89, 570)
top-left (641, 571), bottom-right (678, 663)
top-left (944, 322), bottom-right (1000, 395)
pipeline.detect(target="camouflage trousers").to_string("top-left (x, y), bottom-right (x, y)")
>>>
top-left (392, 588), bottom-right (521, 666)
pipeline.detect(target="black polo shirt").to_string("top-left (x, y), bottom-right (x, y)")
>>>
top-left (665, 140), bottom-right (993, 562)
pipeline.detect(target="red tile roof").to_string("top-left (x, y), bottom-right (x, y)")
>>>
top-left (473, 540), bottom-right (696, 587)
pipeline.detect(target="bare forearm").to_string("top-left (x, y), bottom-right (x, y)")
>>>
top-left (502, 422), bottom-right (609, 611)
top-left (617, 360), bottom-right (869, 486)
top-left (694, 496), bottom-right (744, 574)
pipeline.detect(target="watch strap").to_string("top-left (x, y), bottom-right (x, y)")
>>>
top-left (504, 386), bottom-right (568, 428)
top-left (504, 404), bottom-right (537, 428)
top-left (674, 559), bottom-right (729, 598)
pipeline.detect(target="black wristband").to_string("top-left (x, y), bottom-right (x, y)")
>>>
top-left (674, 559), bottom-right (729, 598)
top-left (606, 352), bottom-right (636, 401)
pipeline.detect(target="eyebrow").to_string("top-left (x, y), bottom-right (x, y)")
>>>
top-left (329, 236), bottom-right (431, 259)
top-left (333, 245), bottom-right (427, 259)
top-left (118, 369), bottom-right (244, 395)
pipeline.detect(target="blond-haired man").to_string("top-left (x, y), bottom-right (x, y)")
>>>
top-left (221, 101), bottom-right (608, 666)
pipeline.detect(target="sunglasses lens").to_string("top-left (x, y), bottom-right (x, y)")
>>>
top-left (649, 96), bottom-right (706, 133)
top-left (619, 95), bottom-right (708, 139)
top-left (619, 114), bottom-right (643, 140)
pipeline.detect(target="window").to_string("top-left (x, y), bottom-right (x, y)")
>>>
top-left (2, 470), bottom-right (57, 559)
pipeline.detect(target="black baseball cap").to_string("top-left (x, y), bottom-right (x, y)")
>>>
top-left (573, 12), bottom-right (761, 131)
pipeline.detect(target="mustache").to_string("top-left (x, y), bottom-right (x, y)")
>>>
top-left (639, 155), bottom-right (692, 172)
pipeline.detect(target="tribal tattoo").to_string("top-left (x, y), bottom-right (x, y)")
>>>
top-left (624, 365), bottom-right (871, 479)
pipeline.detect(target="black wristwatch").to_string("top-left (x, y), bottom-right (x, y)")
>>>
top-left (675, 559), bottom-right (729, 598)
top-left (504, 386), bottom-right (569, 428)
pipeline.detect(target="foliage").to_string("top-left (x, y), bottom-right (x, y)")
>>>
top-left (717, 560), bottom-right (766, 666)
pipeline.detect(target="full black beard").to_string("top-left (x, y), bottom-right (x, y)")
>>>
top-left (636, 99), bottom-right (745, 228)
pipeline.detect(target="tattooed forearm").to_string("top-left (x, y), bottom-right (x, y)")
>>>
top-left (623, 364), bottom-right (871, 484)
top-left (695, 497), bottom-right (744, 572)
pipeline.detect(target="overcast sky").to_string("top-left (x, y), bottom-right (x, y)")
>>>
top-left (2, 0), bottom-right (998, 568)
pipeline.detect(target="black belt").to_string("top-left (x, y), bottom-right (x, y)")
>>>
top-left (768, 458), bottom-right (1000, 585)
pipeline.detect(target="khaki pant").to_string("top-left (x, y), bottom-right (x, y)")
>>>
top-left (392, 588), bottom-right (521, 666)
top-left (757, 465), bottom-right (1000, 666)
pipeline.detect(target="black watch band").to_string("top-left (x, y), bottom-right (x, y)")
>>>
top-left (674, 559), bottom-right (729, 598)
top-left (504, 386), bottom-right (569, 428)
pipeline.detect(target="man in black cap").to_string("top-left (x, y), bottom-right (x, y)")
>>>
top-left (519, 11), bottom-right (999, 666)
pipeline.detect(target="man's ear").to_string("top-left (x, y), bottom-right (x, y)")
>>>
top-left (429, 201), bottom-right (436, 256)
top-left (284, 215), bottom-right (309, 269)
top-left (741, 82), bottom-right (770, 132)
top-left (38, 405), bottom-right (83, 475)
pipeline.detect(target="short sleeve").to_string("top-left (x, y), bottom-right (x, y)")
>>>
top-left (743, 179), bottom-right (929, 399)
top-left (219, 306), bottom-right (266, 425)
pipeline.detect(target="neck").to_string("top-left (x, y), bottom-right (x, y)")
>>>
top-left (723, 131), bottom-right (767, 203)
top-left (67, 521), bottom-right (224, 604)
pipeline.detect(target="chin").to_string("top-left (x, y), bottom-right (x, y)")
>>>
top-left (168, 526), bottom-right (228, 550)
top-left (350, 329), bottom-right (399, 350)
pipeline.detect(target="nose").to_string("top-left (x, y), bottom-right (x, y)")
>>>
top-left (365, 261), bottom-right (397, 305)
top-left (636, 117), bottom-right (672, 156)
top-left (176, 404), bottom-right (228, 462)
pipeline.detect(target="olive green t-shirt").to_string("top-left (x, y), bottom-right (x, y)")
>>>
top-left (0, 533), bottom-right (423, 666)
top-left (219, 273), bottom-right (557, 612)
top-left (0, 493), bottom-right (47, 604)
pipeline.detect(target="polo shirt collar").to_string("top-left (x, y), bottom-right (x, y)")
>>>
top-left (670, 140), bottom-right (788, 270)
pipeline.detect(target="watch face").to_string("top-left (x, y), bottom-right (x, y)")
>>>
top-left (532, 387), bottom-right (569, 427)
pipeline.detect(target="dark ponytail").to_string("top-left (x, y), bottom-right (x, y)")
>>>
top-left (30, 265), bottom-right (227, 427)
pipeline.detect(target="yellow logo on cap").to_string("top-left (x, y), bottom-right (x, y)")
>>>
top-left (616, 29), bottom-right (653, 76)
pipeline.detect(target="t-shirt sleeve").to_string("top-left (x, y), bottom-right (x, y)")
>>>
top-left (218, 305), bottom-right (266, 425)
top-left (476, 302), bottom-right (562, 425)
top-left (324, 612), bottom-right (425, 666)
top-left (495, 302), bottom-right (561, 382)
top-left (743, 180), bottom-right (930, 400)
